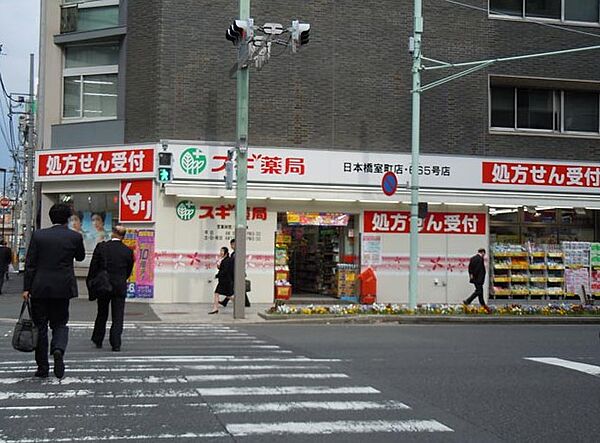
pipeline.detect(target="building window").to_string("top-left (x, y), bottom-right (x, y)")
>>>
top-left (490, 84), bottom-right (600, 135)
top-left (61, 0), bottom-right (120, 34)
top-left (490, 0), bottom-right (600, 24)
top-left (62, 43), bottom-right (119, 120)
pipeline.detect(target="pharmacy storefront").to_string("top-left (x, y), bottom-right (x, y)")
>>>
top-left (35, 142), bottom-right (600, 304)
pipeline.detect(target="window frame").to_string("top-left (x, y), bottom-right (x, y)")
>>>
top-left (62, 43), bottom-right (119, 122)
top-left (489, 76), bottom-right (600, 138)
top-left (488, 0), bottom-right (600, 27)
top-left (60, 0), bottom-right (120, 34)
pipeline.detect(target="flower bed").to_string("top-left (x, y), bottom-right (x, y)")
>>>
top-left (267, 302), bottom-right (600, 316)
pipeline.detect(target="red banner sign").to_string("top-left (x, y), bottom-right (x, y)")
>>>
top-left (482, 161), bottom-right (600, 188)
top-left (364, 211), bottom-right (486, 234)
top-left (119, 180), bottom-right (154, 223)
top-left (36, 147), bottom-right (155, 181)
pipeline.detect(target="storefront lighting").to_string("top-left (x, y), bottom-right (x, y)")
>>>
top-left (317, 198), bottom-right (357, 203)
top-left (268, 197), bottom-right (314, 201)
top-left (358, 200), bottom-right (400, 204)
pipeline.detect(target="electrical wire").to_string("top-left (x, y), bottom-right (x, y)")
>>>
top-left (442, 0), bottom-right (600, 40)
top-left (0, 71), bottom-right (22, 103)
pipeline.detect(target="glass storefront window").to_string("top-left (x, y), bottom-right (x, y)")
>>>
top-left (523, 209), bottom-right (556, 223)
top-left (59, 192), bottom-right (118, 254)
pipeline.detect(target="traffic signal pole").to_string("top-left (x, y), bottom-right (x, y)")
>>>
top-left (234, 0), bottom-right (250, 319)
top-left (408, 0), bottom-right (422, 310)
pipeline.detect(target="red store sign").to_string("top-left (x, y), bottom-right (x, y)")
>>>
top-left (36, 146), bottom-right (155, 181)
top-left (364, 211), bottom-right (486, 235)
top-left (119, 180), bottom-right (154, 223)
top-left (482, 161), bottom-right (600, 188)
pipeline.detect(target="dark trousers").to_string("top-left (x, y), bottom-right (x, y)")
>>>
top-left (465, 283), bottom-right (486, 306)
top-left (30, 298), bottom-right (70, 370)
top-left (92, 296), bottom-right (126, 349)
top-left (0, 271), bottom-right (5, 293)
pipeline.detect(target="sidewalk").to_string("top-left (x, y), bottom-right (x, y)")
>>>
top-left (0, 274), bottom-right (269, 324)
top-left (1, 274), bottom-right (598, 325)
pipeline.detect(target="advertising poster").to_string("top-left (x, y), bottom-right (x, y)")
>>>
top-left (124, 229), bottom-right (155, 299)
top-left (361, 234), bottom-right (382, 266)
top-left (70, 211), bottom-right (113, 253)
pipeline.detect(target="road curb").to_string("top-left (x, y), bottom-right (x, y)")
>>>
top-left (257, 313), bottom-right (600, 325)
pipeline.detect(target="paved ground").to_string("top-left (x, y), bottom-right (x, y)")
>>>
top-left (1, 302), bottom-right (599, 441)
top-left (0, 274), bottom-right (271, 324)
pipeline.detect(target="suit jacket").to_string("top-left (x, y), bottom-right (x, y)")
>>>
top-left (0, 245), bottom-right (11, 272)
top-left (88, 239), bottom-right (134, 297)
top-left (468, 254), bottom-right (486, 285)
top-left (24, 224), bottom-right (86, 299)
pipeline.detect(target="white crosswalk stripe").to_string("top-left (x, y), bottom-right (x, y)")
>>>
top-left (0, 323), bottom-right (454, 440)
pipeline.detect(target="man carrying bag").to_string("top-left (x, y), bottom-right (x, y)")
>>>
top-left (23, 203), bottom-right (86, 378)
top-left (87, 226), bottom-right (134, 352)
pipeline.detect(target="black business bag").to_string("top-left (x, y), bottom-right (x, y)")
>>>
top-left (86, 242), bottom-right (113, 301)
top-left (12, 300), bottom-right (38, 352)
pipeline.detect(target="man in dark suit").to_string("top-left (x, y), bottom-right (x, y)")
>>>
top-left (23, 203), bottom-right (85, 378)
top-left (89, 225), bottom-right (134, 352)
top-left (463, 248), bottom-right (489, 311)
top-left (219, 238), bottom-right (251, 308)
top-left (0, 239), bottom-right (12, 294)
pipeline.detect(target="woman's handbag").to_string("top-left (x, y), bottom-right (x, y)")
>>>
top-left (12, 300), bottom-right (38, 352)
top-left (86, 242), bottom-right (113, 301)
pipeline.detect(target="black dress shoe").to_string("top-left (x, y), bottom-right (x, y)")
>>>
top-left (112, 347), bottom-right (120, 352)
top-left (53, 350), bottom-right (65, 379)
top-left (92, 340), bottom-right (102, 349)
top-left (34, 367), bottom-right (49, 378)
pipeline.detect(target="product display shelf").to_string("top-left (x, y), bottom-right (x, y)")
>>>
top-left (491, 244), bottom-right (566, 300)
top-left (336, 264), bottom-right (358, 301)
top-left (317, 232), bottom-right (340, 296)
top-left (274, 241), bottom-right (292, 300)
top-left (528, 246), bottom-right (547, 299)
top-left (546, 250), bottom-right (565, 299)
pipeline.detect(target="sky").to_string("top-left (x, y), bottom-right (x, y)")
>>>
top-left (0, 0), bottom-right (40, 177)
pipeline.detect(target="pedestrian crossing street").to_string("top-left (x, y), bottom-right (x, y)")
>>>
top-left (0, 323), bottom-right (454, 441)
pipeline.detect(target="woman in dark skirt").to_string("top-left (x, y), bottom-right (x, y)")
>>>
top-left (209, 247), bottom-right (234, 314)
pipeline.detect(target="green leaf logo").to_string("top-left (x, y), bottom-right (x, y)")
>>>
top-left (180, 147), bottom-right (207, 175)
top-left (176, 200), bottom-right (196, 221)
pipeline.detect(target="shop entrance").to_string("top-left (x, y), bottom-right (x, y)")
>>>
top-left (275, 212), bottom-right (358, 301)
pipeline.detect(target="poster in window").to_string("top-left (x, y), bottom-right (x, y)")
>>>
top-left (124, 229), bottom-right (155, 299)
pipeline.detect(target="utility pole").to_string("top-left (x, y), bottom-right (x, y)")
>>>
top-left (407, 4), bottom-right (600, 310)
top-left (233, 0), bottom-right (250, 319)
top-left (24, 53), bottom-right (34, 252)
top-left (408, 0), bottom-right (423, 310)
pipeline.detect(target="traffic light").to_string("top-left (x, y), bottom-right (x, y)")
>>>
top-left (418, 202), bottom-right (428, 219)
top-left (157, 151), bottom-right (173, 183)
top-left (226, 20), bottom-right (251, 46)
top-left (291, 20), bottom-right (310, 52)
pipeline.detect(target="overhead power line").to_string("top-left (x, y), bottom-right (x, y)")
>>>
top-left (442, 0), bottom-right (600, 40)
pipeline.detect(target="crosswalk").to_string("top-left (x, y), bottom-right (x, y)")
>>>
top-left (0, 323), bottom-right (454, 441)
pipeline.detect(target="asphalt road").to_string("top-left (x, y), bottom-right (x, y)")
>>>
top-left (0, 319), bottom-right (598, 442)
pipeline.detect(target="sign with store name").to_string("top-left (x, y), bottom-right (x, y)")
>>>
top-left (167, 143), bottom-right (600, 197)
top-left (364, 211), bottom-right (486, 235)
top-left (175, 200), bottom-right (268, 221)
top-left (35, 146), bottom-right (155, 182)
top-left (483, 161), bottom-right (600, 188)
top-left (119, 179), bottom-right (154, 223)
